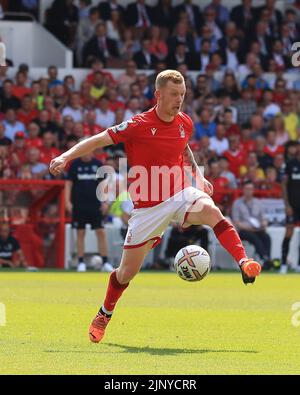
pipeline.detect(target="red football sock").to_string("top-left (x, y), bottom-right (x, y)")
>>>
top-left (102, 271), bottom-right (129, 314)
top-left (213, 219), bottom-right (247, 265)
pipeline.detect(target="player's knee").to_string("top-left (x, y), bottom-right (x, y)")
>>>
top-left (201, 202), bottom-right (222, 221)
top-left (117, 266), bottom-right (138, 284)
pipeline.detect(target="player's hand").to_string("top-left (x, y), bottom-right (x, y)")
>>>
top-left (50, 155), bottom-right (67, 176)
top-left (203, 179), bottom-right (213, 196)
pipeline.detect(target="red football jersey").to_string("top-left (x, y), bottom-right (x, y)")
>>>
top-left (107, 107), bottom-right (193, 208)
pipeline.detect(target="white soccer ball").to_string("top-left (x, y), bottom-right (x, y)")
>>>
top-left (90, 255), bottom-right (103, 269)
top-left (174, 245), bottom-right (211, 282)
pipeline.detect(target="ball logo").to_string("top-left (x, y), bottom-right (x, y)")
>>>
top-left (0, 42), bottom-right (6, 66)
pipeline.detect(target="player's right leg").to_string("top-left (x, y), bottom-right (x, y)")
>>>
top-left (89, 240), bottom-right (154, 343)
top-left (183, 195), bottom-right (261, 282)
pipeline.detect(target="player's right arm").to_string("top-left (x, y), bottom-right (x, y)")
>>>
top-left (49, 130), bottom-right (113, 176)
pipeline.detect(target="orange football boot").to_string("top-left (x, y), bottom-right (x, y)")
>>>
top-left (89, 312), bottom-right (111, 343)
top-left (240, 258), bottom-right (261, 284)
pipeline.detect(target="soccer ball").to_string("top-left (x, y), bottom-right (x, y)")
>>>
top-left (90, 255), bottom-right (103, 270)
top-left (174, 245), bottom-right (211, 282)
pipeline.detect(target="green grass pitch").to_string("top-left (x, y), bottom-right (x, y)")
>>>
top-left (0, 271), bottom-right (300, 375)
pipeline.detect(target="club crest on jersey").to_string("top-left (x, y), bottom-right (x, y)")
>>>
top-left (151, 128), bottom-right (157, 135)
top-left (179, 124), bottom-right (185, 138)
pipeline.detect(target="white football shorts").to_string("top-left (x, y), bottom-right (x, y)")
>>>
top-left (124, 187), bottom-right (209, 249)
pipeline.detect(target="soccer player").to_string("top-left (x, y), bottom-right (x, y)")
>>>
top-left (50, 70), bottom-right (261, 343)
top-left (280, 143), bottom-right (300, 274)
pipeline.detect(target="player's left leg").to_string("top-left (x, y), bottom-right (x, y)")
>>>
top-left (89, 240), bottom-right (154, 343)
top-left (183, 196), bottom-right (261, 282)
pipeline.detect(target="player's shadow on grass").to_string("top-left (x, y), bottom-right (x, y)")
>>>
top-left (105, 343), bottom-right (258, 356)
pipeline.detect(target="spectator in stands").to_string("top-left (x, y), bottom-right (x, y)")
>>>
top-left (217, 71), bottom-right (240, 101)
top-left (34, 109), bottom-right (57, 136)
top-left (106, 10), bottom-right (124, 42)
top-left (98, 0), bottom-right (124, 21)
top-left (194, 108), bottom-right (217, 140)
top-left (0, 145), bottom-right (11, 179)
top-left (83, 110), bottom-right (104, 136)
top-left (0, 79), bottom-right (21, 112)
top-left (117, 60), bottom-right (138, 89)
top-left (147, 25), bottom-right (168, 62)
top-left (26, 147), bottom-right (48, 179)
top-left (46, 0), bottom-right (79, 47)
top-left (209, 122), bottom-right (229, 157)
top-left (47, 65), bottom-right (63, 89)
top-left (239, 151), bottom-right (265, 181)
top-left (89, 71), bottom-right (107, 101)
top-left (232, 181), bottom-right (272, 269)
top-left (281, 98), bottom-right (299, 141)
top-left (65, 150), bottom-right (113, 272)
top-left (208, 160), bottom-right (230, 212)
top-left (0, 222), bottom-right (27, 268)
top-left (166, 43), bottom-right (190, 70)
top-left (16, 94), bottom-right (38, 127)
top-left (9, 131), bottom-right (27, 171)
top-left (151, 0), bottom-right (174, 35)
top-left (230, 0), bottom-right (255, 34)
top-left (191, 38), bottom-right (212, 72)
top-left (82, 21), bottom-right (119, 67)
top-left (0, 122), bottom-right (12, 146)
top-left (262, 89), bottom-right (281, 120)
top-left (118, 29), bottom-right (141, 62)
top-left (264, 129), bottom-right (285, 158)
top-left (133, 38), bottom-right (158, 69)
top-left (39, 132), bottom-right (61, 165)
top-left (25, 122), bottom-right (42, 149)
top-left (249, 113), bottom-right (266, 138)
top-left (205, 0), bottom-right (230, 28)
top-left (124, 98), bottom-right (142, 121)
top-left (272, 115), bottom-right (290, 146)
top-left (173, 0), bottom-right (202, 34)
top-left (254, 136), bottom-right (273, 170)
top-left (240, 123), bottom-right (256, 154)
top-left (235, 88), bottom-right (257, 125)
top-left (168, 20), bottom-right (195, 54)
top-left (125, 0), bottom-right (153, 32)
top-left (223, 135), bottom-right (246, 177)
top-left (76, 6), bottom-right (101, 66)
top-left (63, 75), bottom-right (76, 95)
top-left (203, 6), bottom-right (223, 41)
top-left (218, 156), bottom-right (238, 188)
top-left (2, 108), bottom-right (25, 141)
top-left (12, 71), bottom-right (32, 100)
top-left (62, 92), bottom-right (83, 123)
top-left (95, 96), bottom-right (115, 129)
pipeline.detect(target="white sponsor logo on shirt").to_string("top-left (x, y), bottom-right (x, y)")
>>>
top-left (151, 128), bottom-right (157, 135)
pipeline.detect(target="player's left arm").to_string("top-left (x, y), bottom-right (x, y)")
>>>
top-left (184, 144), bottom-right (213, 196)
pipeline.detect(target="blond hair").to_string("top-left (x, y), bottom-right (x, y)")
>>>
top-left (155, 69), bottom-right (184, 90)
